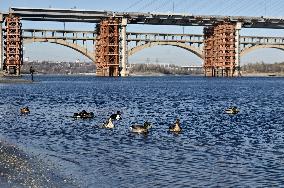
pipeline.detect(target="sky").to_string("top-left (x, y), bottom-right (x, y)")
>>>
top-left (2, 0), bottom-right (284, 66)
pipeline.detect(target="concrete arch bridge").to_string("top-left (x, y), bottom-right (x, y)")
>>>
top-left (22, 29), bottom-right (284, 65)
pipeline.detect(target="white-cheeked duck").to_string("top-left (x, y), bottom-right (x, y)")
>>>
top-left (110, 111), bottom-right (122, 121)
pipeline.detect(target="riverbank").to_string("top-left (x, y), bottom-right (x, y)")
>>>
top-left (129, 71), bottom-right (204, 76)
top-left (242, 72), bottom-right (284, 77)
top-left (0, 72), bottom-right (34, 84)
top-left (130, 72), bottom-right (167, 76)
top-left (0, 140), bottom-right (77, 187)
top-left (1, 71), bottom-right (284, 79)
top-left (0, 78), bottom-right (33, 84)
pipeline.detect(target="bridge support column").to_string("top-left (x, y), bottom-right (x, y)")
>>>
top-left (3, 14), bottom-right (23, 76)
top-left (0, 14), bottom-right (3, 71)
top-left (235, 22), bottom-right (242, 76)
top-left (120, 18), bottom-right (129, 77)
top-left (204, 22), bottom-right (236, 77)
top-left (95, 18), bottom-right (119, 77)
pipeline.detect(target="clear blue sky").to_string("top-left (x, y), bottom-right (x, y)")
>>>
top-left (2, 0), bottom-right (284, 65)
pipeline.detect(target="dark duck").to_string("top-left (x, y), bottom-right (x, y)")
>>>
top-left (73, 110), bottom-right (94, 119)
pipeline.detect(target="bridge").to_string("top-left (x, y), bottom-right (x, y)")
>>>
top-left (21, 29), bottom-right (284, 66)
top-left (1, 7), bottom-right (284, 77)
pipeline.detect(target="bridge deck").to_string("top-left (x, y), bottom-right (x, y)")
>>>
top-left (5, 7), bottom-right (284, 29)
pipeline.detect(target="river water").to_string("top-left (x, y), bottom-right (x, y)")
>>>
top-left (0, 75), bottom-right (283, 187)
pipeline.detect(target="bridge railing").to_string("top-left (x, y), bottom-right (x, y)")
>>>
top-left (126, 32), bottom-right (204, 43)
top-left (22, 29), bottom-right (284, 45)
top-left (22, 29), bottom-right (97, 41)
top-left (240, 36), bottom-right (284, 46)
top-left (21, 29), bottom-right (284, 54)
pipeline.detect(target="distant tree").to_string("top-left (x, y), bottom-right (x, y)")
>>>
top-left (242, 62), bottom-right (284, 73)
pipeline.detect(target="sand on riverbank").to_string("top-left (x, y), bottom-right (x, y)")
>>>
top-left (0, 78), bottom-right (34, 84)
top-left (0, 140), bottom-right (77, 187)
top-left (0, 72), bottom-right (34, 84)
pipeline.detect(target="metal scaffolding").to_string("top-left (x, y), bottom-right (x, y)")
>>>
top-left (204, 22), bottom-right (236, 77)
top-left (4, 14), bottom-right (23, 75)
top-left (95, 18), bottom-right (120, 77)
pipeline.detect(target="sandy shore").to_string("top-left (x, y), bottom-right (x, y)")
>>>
top-left (0, 140), bottom-right (77, 187)
top-left (0, 73), bottom-right (33, 84)
top-left (0, 78), bottom-right (33, 84)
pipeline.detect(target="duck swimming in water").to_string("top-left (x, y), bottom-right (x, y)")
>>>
top-left (102, 118), bottom-right (115, 129)
top-left (101, 111), bottom-right (122, 129)
top-left (169, 119), bottom-right (182, 133)
top-left (110, 111), bottom-right (122, 121)
top-left (73, 110), bottom-right (94, 119)
top-left (129, 121), bottom-right (151, 134)
top-left (20, 107), bottom-right (30, 114)
top-left (225, 107), bottom-right (240, 115)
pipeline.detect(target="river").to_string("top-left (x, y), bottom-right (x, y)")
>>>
top-left (0, 75), bottom-right (283, 187)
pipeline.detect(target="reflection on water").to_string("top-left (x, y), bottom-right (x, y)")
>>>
top-left (0, 76), bottom-right (283, 187)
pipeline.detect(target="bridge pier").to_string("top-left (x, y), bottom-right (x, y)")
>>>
top-left (120, 18), bottom-right (129, 77)
top-left (204, 22), bottom-right (236, 77)
top-left (3, 14), bottom-right (23, 76)
top-left (95, 18), bottom-right (120, 77)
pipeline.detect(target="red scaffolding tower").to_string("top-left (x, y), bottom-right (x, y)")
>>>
top-left (4, 14), bottom-right (23, 75)
top-left (95, 18), bottom-right (120, 77)
top-left (204, 22), bottom-right (236, 77)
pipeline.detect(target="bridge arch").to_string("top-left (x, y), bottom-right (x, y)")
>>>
top-left (128, 42), bottom-right (204, 59)
top-left (241, 44), bottom-right (284, 57)
top-left (23, 39), bottom-right (96, 62)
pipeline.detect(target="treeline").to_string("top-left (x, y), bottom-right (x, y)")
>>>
top-left (21, 61), bottom-right (96, 74)
top-left (129, 64), bottom-right (203, 75)
top-left (242, 62), bottom-right (284, 73)
top-left (21, 61), bottom-right (284, 75)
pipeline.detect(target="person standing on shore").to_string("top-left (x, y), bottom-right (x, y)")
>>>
top-left (30, 66), bottom-right (35, 81)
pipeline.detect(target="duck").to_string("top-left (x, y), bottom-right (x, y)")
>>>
top-left (129, 121), bottom-right (151, 134)
top-left (110, 111), bottom-right (122, 121)
top-left (20, 107), bottom-right (30, 114)
top-left (169, 119), bottom-right (182, 133)
top-left (73, 110), bottom-right (94, 119)
top-left (225, 106), bottom-right (240, 115)
top-left (102, 118), bottom-right (115, 129)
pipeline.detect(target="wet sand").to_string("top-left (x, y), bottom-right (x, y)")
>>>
top-left (0, 141), bottom-right (77, 188)
top-left (0, 76), bottom-right (33, 84)
top-left (0, 79), bottom-right (33, 84)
